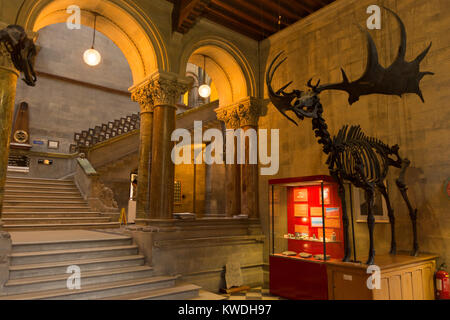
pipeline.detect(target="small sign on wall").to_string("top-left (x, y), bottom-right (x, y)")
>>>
top-left (48, 140), bottom-right (59, 150)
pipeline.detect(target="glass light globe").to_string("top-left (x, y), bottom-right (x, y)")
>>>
top-left (83, 48), bottom-right (102, 66)
top-left (198, 84), bottom-right (211, 98)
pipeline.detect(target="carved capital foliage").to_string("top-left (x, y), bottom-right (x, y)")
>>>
top-left (236, 97), bottom-right (261, 127)
top-left (147, 77), bottom-right (190, 106)
top-left (215, 106), bottom-right (240, 129)
top-left (131, 84), bottom-right (153, 113)
top-left (215, 97), bottom-right (261, 129)
top-left (130, 72), bottom-right (192, 111)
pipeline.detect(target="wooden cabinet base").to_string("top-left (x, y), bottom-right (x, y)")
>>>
top-left (326, 253), bottom-right (437, 300)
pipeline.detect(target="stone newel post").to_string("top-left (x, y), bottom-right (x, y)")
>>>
top-left (130, 81), bottom-right (154, 219)
top-left (147, 72), bottom-right (191, 219)
top-left (0, 44), bottom-right (20, 227)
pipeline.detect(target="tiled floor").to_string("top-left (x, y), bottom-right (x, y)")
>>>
top-left (221, 287), bottom-right (286, 300)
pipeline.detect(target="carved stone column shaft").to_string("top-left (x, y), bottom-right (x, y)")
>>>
top-left (216, 106), bottom-right (241, 217)
top-left (237, 97), bottom-right (260, 219)
top-left (131, 84), bottom-right (154, 219)
top-left (145, 72), bottom-right (191, 219)
top-left (0, 43), bottom-right (20, 227)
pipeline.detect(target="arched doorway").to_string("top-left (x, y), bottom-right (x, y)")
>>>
top-left (174, 37), bottom-right (257, 217)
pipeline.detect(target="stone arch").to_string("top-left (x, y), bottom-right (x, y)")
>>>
top-left (179, 36), bottom-right (256, 106)
top-left (16, 0), bottom-right (169, 85)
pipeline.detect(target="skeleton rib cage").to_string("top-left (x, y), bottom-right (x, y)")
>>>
top-left (328, 125), bottom-right (394, 188)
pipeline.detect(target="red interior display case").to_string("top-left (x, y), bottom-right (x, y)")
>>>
top-left (269, 175), bottom-right (345, 300)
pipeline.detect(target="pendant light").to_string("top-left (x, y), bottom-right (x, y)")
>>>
top-left (198, 55), bottom-right (211, 98)
top-left (83, 13), bottom-right (102, 67)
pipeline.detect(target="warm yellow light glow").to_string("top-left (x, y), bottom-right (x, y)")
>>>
top-left (83, 48), bottom-right (102, 66)
top-left (198, 84), bottom-right (211, 98)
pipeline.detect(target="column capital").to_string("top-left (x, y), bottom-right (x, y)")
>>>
top-left (130, 71), bottom-right (192, 110)
top-left (236, 97), bottom-right (262, 127)
top-left (215, 104), bottom-right (240, 129)
top-left (215, 97), bottom-right (262, 129)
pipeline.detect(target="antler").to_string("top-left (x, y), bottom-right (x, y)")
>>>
top-left (316, 7), bottom-right (433, 104)
top-left (266, 51), bottom-right (301, 125)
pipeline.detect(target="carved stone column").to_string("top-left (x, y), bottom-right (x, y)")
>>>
top-left (147, 72), bottom-right (191, 219)
top-left (0, 43), bottom-right (20, 228)
top-left (130, 81), bottom-right (154, 219)
top-left (215, 105), bottom-right (241, 217)
top-left (237, 97), bottom-right (261, 219)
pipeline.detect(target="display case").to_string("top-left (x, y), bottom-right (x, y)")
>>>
top-left (269, 175), bottom-right (345, 300)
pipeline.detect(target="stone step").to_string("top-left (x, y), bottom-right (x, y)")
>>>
top-left (3, 200), bottom-right (88, 206)
top-left (2, 212), bottom-right (102, 218)
top-left (12, 233), bottom-right (133, 253)
top-left (9, 255), bottom-right (145, 279)
top-left (4, 195), bottom-right (84, 201)
top-left (4, 266), bottom-right (154, 295)
top-left (0, 276), bottom-right (178, 300)
top-left (11, 236), bottom-right (133, 253)
top-left (2, 217), bottom-right (112, 225)
top-left (2, 206), bottom-right (92, 213)
top-left (193, 290), bottom-right (227, 300)
top-left (5, 186), bottom-right (79, 192)
top-left (10, 244), bottom-right (138, 266)
top-left (103, 283), bottom-right (201, 300)
top-left (5, 180), bottom-right (75, 187)
top-left (5, 190), bottom-right (80, 196)
top-left (6, 177), bottom-right (74, 184)
top-left (2, 222), bottom-right (120, 231)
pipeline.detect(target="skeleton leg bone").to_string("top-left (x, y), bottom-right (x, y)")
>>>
top-left (395, 158), bottom-right (419, 256)
top-left (378, 182), bottom-right (397, 255)
top-left (365, 187), bottom-right (376, 265)
top-left (330, 170), bottom-right (351, 262)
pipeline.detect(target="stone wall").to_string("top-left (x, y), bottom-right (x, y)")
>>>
top-left (14, 23), bottom-right (138, 155)
top-left (259, 0), bottom-right (450, 270)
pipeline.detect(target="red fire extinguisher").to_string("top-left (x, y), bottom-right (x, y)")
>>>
top-left (436, 263), bottom-right (450, 300)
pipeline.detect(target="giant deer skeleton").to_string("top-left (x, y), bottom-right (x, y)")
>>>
top-left (266, 8), bottom-right (432, 264)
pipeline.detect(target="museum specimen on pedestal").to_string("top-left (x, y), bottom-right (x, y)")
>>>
top-left (266, 8), bottom-right (433, 265)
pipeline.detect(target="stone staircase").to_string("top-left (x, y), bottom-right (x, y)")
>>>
top-left (0, 232), bottom-right (214, 300)
top-left (71, 113), bottom-right (140, 152)
top-left (1, 176), bottom-right (120, 231)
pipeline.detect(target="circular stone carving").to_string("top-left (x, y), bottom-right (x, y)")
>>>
top-left (13, 130), bottom-right (28, 143)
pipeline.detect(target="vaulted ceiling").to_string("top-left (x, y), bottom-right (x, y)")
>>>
top-left (169, 0), bottom-right (336, 40)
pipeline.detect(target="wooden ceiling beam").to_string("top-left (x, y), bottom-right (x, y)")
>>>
top-left (226, 0), bottom-right (295, 26)
top-left (172, 0), bottom-right (211, 33)
top-left (251, 0), bottom-right (303, 21)
top-left (204, 9), bottom-right (266, 40)
top-left (278, 0), bottom-right (315, 14)
top-left (210, 0), bottom-right (278, 34)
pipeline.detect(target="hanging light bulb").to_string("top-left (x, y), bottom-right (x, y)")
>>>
top-left (198, 84), bottom-right (211, 98)
top-left (83, 14), bottom-right (101, 67)
top-left (83, 48), bottom-right (101, 66)
top-left (198, 55), bottom-right (211, 98)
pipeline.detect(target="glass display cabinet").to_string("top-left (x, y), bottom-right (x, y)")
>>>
top-left (269, 175), bottom-right (345, 300)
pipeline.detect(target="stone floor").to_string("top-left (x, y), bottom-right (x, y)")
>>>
top-left (221, 287), bottom-right (286, 300)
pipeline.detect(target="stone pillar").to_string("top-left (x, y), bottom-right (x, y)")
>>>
top-left (0, 45), bottom-right (20, 228)
top-left (237, 97), bottom-right (261, 218)
top-left (216, 105), bottom-right (241, 217)
top-left (130, 82), bottom-right (154, 219)
top-left (147, 72), bottom-right (191, 219)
